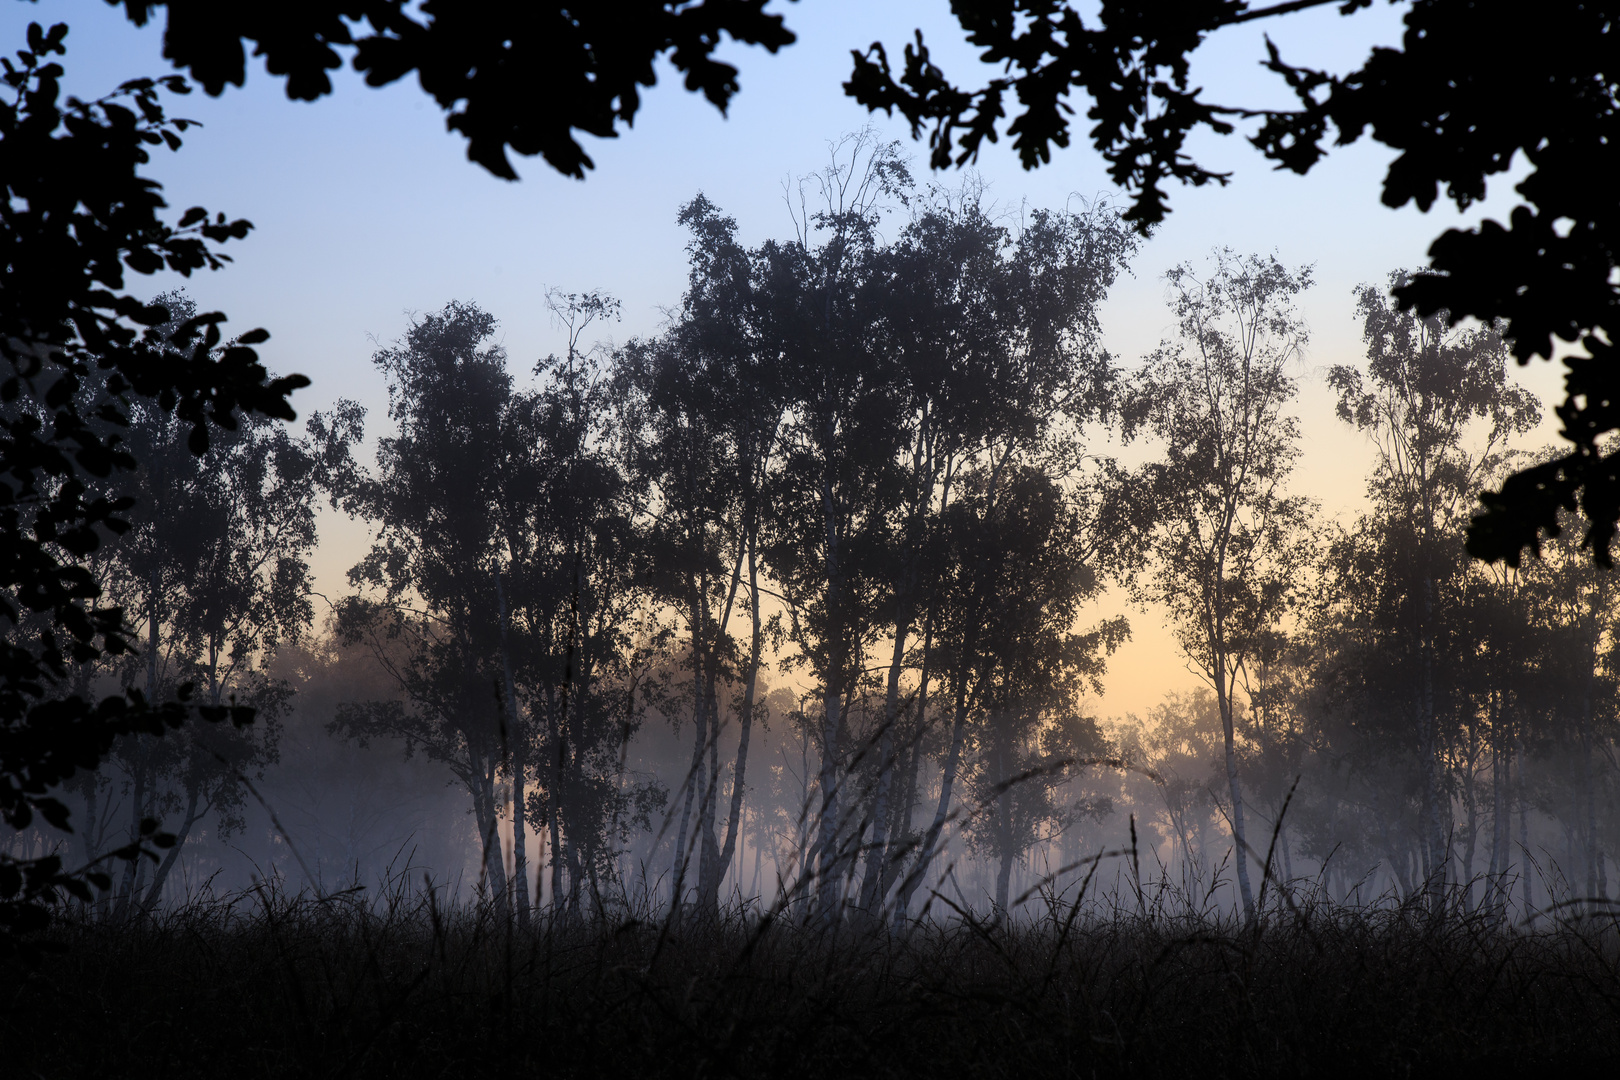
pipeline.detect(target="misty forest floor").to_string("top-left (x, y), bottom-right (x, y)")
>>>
top-left (6, 886), bottom-right (1620, 1079)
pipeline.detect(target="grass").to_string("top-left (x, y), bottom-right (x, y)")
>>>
top-left (5, 872), bottom-right (1619, 1079)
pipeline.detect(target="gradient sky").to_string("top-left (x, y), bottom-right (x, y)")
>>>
top-left (9, 0), bottom-right (1568, 719)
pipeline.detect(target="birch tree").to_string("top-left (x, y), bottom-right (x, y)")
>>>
top-left (616, 196), bottom-right (784, 918)
top-left (758, 133), bottom-right (914, 919)
top-left (1123, 251), bottom-right (1316, 925)
top-left (332, 302), bottom-right (520, 908)
top-left (858, 190), bottom-right (1136, 918)
top-left (949, 467), bottom-right (1126, 914)
top-left (508, 291), bottom-right (659, 916)
top-left (95, 297), bottom-right (345, 913)
top-left (1327, 273), bottom-right (1539, 906)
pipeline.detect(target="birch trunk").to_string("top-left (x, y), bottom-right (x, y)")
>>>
top-left (1582, 672), bottom-right (1599, 909)
top-left (1517, 734), bottom-right (1534, 923)
top-left (706, 537), bottom-right (764, 913)
top-left (495, 571), bottom-right (529, 923)
top-left (1218, 668), bottom-right (1256, 924)
top-left (893, 670), bottom-right (970, 923)
top-left (139, 784), bottom-right (204, 913)
top-left (670, 691), bottom-right (707, 911)
top-left (857, 620), bottom-right (907, 913)
top-left (1419, 574), bottom-right (1448, 911)
top-left (994, 850), bottom-right (1014, 916)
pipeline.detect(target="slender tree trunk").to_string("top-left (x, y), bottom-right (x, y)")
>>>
top-left (496, 571), bottom-right (530, 924)
top-left (566, 832), bottom-right (584, 916)
top-left (1493, 747), bottom-right (1508, 913)
top-left (1487, 691), bottom-right (1505, 912)
top-left (547, 695), bottom-right (565, 912)
top-left (1280, 823), bottom-right (1294, 886)
top-left (816, 685), bottom-right (844, 919)
top-left (670, 688), bottom-right (707, 911)
top-left (118, 576), bottom-right (163, 920)
top-left (880, 613), bottom-right (934, 905)
top-left (995, 850), bottom-right (1014, 916)
top-left (884, 742), bottom-right (921, 897)
top-left (1419, 574), bottom-right (1448, 911)
top-left (128, 790), bottom-right (151, 907)
top-left (859, 615), bottom-right (908, 913)
top-left (511, 743), bottom-right (528, 920)
top-left (139, 784), bottom-right (204, 913)
top-left (814, 429), bottom-right (847, 922)
top-left (751, 829), bottom-right (763, 899)
top-left (695, 682), bottom-right (723, 915)
top-left (893, 667), bottom-right (971, 922)
top-left (699, 669), bottom-right (723, 893)
top-left (990, 732), bottom-right (1018, 919)
top-left (1462, 752), bottom-right (1478, 907)
top-left (536, 813), bottom-right (550, 907)
top-left (553, 563), bottom-right (582, 916)
top-left (1517, 733), bottom-right (1534, 924)
top-left (1582, 667), bottom-right (1599, 909)
top-left (476, 762), bottom-right (510, 914)
top-left (1217, 666), bottom-right (1256, 924)
top-left (708, 537), bottom-right (763, 912)
top-left (82, 777), bottom-right (102, 915)
top-left (114, 755), bottom-right (146, 920)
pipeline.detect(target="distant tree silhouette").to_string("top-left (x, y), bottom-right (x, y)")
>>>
top-left (513, 293), bottom-right (660, 916)
top-left (1324, 275), bottom-right (1539, 908)
top-left (615, 197), bottom-right (785, 919)
top-left (1113, 690), bottom-right (1227, 895)
top-left (332, 300), bottom-right (658, 917)
top-left (1509, 507), bottom-right (1620, 912)
top-left (944, 467), bottom-right (1125, 915)
top-left (875, 192), bottom-right (1137, 923)
top-left (88, 295), bottom-right (348, 915)
top-left (330, 303), bottom-right (518, 909)
top-left (746, 135), bottom-right (917, 920)
top-left (863, 183), bottom-right (1136, 921)
top-left (849, 0), bottom-right (1620, 565)
top-left (606, 137), bottom-right (1139, 921)
top-left (1122, 252), bottom-right (1317, 924)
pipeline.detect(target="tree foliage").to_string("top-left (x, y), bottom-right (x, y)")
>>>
top-left (847, 0), bottom-right (1620, 564)
top-left (0, 26), bottom-right (305, 948)
top-left (101, 0), bottom-right (796, 179)
top-left (1123, 251), bottom-right (1317, 922)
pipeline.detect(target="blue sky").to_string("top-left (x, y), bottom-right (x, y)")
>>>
top-left (8, 0), bottom-right (1567, 714)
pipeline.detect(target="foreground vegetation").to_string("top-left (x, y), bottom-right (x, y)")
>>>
top-left (9, 877), bottom-right (1619, 1078)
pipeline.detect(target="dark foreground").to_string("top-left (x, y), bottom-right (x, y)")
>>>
top-left (5, 887), bottom-right (1618, 1078)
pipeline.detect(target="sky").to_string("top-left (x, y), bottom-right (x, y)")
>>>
top-left (8, 0), bottom-right (1569, 719)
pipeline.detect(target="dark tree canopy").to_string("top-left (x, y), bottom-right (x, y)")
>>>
top-left (0, 25), bottom-right (305, 945)
top-left (103, 0), bottom-right (796, 178)
top-left (845, 0), bottom-right (1620, 566)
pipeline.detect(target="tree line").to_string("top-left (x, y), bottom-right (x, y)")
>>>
top-left (24, 136), bottom-right (1615, 927)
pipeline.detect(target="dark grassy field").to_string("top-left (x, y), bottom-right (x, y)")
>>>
top-left (6, 882), bottom-right (1619, 1079)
